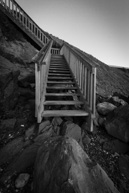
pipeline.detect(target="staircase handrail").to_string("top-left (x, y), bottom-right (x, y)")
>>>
top-left (61, 43), bottom-right (97, 131)
top-left (32, 40), bottom-right (52, 64)
top-left (64, 42), bottom-right (98, 71)
top-left (35, 40), bottom-right (53, 122)
top-left (0, 0), bottom-right (51, 47)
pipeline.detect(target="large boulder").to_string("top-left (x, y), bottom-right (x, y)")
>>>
top-left (104, 105), bottom-right (129, 143)
top-left (62, 122), bottom-right (84, 148)
top-left (97, 102), bottom-right (117, 116)
top-left (34, 137), bottom-right (119, 193)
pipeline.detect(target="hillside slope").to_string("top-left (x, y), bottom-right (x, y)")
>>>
top-left (71, 46), bottom-right (129, 97)
top-left (0, 9), bottom-right (129, 98)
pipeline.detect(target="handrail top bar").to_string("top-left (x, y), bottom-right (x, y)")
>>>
top-left (32, 40), bottom-right (53, 64)
top-left (51, 48), bottom-right (60, 50)
top-left (64, 42), bottom-right (98, 69)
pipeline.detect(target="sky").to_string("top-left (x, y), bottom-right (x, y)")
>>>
top-left (16, 0), bottom-right (129, 68)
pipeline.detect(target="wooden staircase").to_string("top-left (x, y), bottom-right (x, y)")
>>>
top-left (42, 55), bottom-right (88, 117)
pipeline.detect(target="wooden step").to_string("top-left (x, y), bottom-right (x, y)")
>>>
top-left (50, 63), bottom-right (67, 65)
top-left (46, 86), bottom-right (77, 90)
top-left (48, 74), bottom-right (71, 76)
top-left (45, 93), bottom-right (80, 97)
top-left (49, 71), bottom-right (70, 74)
top-left (42, 110), bottom-right (88, 117)
top-left (49, 68), bottom-right (69, 70)
top-left (48, 76), bottom-right (73, 80)
top-left (50, 65), bottom-right (68, 68)
top-left (47, 81), bottom-right (75, 84)
top-left (43, 100), bottom-right (83, 105)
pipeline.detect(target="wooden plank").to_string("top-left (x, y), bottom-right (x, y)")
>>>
top-left (46, 86), bottom-right (77, 90)
top-left (49, 70), bottom-right (70, 75)
top-left (43, 101), bottom-right (83, 105)
top-left (48, 73), bottom-right (71, 76)
top-left (42, 110), bottom-right (89, 117)
top-left (45, 93), bottom-right (80, 96)
top-left (49, 68), bottom-right (69, 70)
top-left (48, 77), bottom-right (73, 80)
top-left (35, 63), bottom-right (40, 117)
top-left (47, 81), bottom-right (75, 84)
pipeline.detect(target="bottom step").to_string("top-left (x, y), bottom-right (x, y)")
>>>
top-left (42, 110), bottom-right (88, 117)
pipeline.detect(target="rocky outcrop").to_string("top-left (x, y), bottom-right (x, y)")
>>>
top-left (97, 102), bottom-right (117, 116)
top-left (104, 105), bottom-right (129, 143)
top-left (34, 137), bottom-right (119, 193)
top-left (61, 122), bottom-right (84, 148)
top-left (0, 68), bottom-right (20, 116)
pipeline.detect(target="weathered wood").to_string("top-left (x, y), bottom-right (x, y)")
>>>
top-left (34, 137), bottom-right (119, 193)
top-left (46, 86), bottom-right (77, 90)
top-left (48, 77), bottom-right (73, 80)
top-left (35, 63), bottom-right (40, 117)
top-left (42, 110), bottom-right (88, 117)
top-left (47, 81), bottom-right (75, 84)
top-left (45, 93), bottom-right (80, 96)
top-left (92, 67), bottom-right (97, 116)
top-left (43, 100), bottom-right (83, 105)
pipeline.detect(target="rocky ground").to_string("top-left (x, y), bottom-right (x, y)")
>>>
top-left (0, 91), bottom-right (129, 192)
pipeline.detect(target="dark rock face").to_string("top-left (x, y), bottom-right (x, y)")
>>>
top-left (119, 155), bottom-right (129, 181)
top-left (104, 105), bottom-right (129, 143)
top-left (103, 140), bottom-right (129, 154)
top-left (0, 69), bottom-right (20, 116)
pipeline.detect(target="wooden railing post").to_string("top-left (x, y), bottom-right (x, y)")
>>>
top-left (35, 62), bottom-right (40, 118)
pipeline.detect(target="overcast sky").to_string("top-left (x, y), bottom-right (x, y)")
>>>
top-left (16, 0), bottom-right (129, 68)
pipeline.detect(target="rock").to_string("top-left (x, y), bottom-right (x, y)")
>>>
top-left (38, 120), bottom-right (51, 134)
top-left (15, 173), bottom-right (30, 188)
top-left (34, 137), bottom-right (119, 193)
top-left (109, 96), bottom-right (127, 106)
top-left (0, 118), bottom-right (16, 130)
top-left (97, 102), bottom-right (117, 116)
top-left (18, 87), bottom-right (35, 99)
top-left (25, 124), bottom-right (36, 140)
top-left (96, 136), bottom-right (107, 144)
top-left (0, 143), bottom-right (38, 183)
top-left (103, 139), bottom-right (129, 154)
top-left (52, 117), bottom-right (63, 126)
top-left (103, 141), bottom-right (113, 152)
top-left (98, 116), bottom-right (106, 126)
top-left (52, 117), bottom-right (63, 135)
top-left (0, 137), bottom-right (24, 166)
top-left (93, 110), bottom-right (99, 126)
top-left (63, 122), bottom-right (84, 149)
top-left (104, 105), bottom-right (129, 143)
top-left (113, 92), bottom-right (129, 104)
top-left (0, 125), bottom-right (55, 183)
top-left (64, 117), bottom-right (73, 122)
top-left (81, 122), bottom-right (90, 132)
top-left (119, 155), bottom-right (129, 180)
top-left (0, 69), bottom-right (20, 115)
top-left (112, 140), bottom-right (129, 154)
top-left (83, 135), bottom-right (91, 145)
top-left (18, 74), bottom-right (35, 88)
